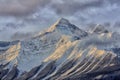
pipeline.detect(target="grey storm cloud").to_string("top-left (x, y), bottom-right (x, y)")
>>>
top-left (0, 0), bottom-right (115, 16)
top-left (0, 0), bottom-right (51, 16)
top-left (0, 0), bottom-right (119, 18)
top-left (50, 0), bottom-right (104, 15)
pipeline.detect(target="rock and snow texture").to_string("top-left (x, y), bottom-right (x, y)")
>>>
top-left (0, 18), bottom-right (120, 80)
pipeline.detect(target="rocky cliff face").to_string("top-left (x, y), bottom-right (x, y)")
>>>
top-left (0, 18), bottom-right (120, 80)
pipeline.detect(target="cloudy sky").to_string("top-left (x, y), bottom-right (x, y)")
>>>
top-left (0, 0), bottom-right (120, 41)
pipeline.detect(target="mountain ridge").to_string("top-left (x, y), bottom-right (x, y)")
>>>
top-left (0, 18), bottom-right (120, 80)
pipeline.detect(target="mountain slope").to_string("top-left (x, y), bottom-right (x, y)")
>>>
top-left (0, 18), bottom-right (120, 80)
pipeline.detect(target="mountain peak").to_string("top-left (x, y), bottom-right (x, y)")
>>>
top-left (57, 18), bottom-right (70, 25)
top-left (47, 18), bottom-right (70, 32)
top-left (92, 24), bottom-right (109, 34)
top-left (46, 18), bottom-right (88, 40)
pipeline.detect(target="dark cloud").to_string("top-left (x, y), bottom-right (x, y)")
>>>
top-left (0, 0), bottom-right (51, 16)
top-left (109, 0), bottom-right (120, 4)
top-left (50, 0), bottom-right (104, 15)
top-left (0, 0), bottom-right (118, 17)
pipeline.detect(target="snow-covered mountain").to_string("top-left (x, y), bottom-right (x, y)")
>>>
top-left (0, 18), bottom-right (120, 80)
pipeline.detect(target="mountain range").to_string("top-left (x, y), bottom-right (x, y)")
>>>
top-left (0, 18), bottom-right (120, 80)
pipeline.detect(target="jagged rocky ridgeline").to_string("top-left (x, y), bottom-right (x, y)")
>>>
top-left (0, 18), bottom-right (120, 80)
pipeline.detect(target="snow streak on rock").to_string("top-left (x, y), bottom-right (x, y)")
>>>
top-left (0, 18), bottom-right (120, 80)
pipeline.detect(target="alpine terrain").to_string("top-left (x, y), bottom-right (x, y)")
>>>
top-left (0, 18), bottom-right (120, 80)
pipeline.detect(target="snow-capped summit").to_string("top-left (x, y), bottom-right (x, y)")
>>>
top-left (46, 18), bottom-right (88, 41)
top-left (47, 18), bottom-right (75, 32)
top-left (57, 18), bottom-right (70, 25)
